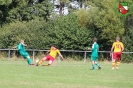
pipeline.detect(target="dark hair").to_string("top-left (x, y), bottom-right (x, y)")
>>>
top-left (93, 38), bottom-right (97, 42)
top-left (51, 44), bottom-right (57, 48)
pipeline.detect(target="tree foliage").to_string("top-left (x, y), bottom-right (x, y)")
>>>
top-left (0, 0), bottom-right (133, 62)
top-left (0, 13), bottom-right (92, 50)
top-left (0, 0), bottom-right (52, 24)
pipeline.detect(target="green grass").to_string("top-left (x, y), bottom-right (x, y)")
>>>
top-left (0, 60), bottom-right (133, 88)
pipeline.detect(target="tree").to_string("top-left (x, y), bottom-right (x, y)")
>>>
top-left (0, 0), bottom-right (53, 24)
top-left (0, 0), bottom-right (12, 26)
top-left (76, 9), bottom-right (89, 28)
top-left (122, 27), bottom-right (133, 62)
top-left (87, 0), bottom-right (125, 50)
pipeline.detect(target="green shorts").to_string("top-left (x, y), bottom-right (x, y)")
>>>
top-left (19, 51), bottom-right (29, 59)
top-left (91, 56), bottom-right (98, 61)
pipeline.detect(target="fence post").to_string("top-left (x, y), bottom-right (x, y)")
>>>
top-left (84, 51), bottom-right (87, 63)
top-left (8, 49), bottom-right (11, 59)
top-left (33, 50), bottom-right (35, 61)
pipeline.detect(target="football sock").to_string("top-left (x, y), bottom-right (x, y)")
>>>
top-left (112, 62), bottom-right (115, 68)
top-left (92, 64), bottom-right (95, 69)
top-left (95, 62), bottom-right (100, 67)
top-left (27, 58), bottom-right (32, 65)
top-left (116, 62), bottom-right (120, 67)
top-left (38, 60), bottom-right (43, 66)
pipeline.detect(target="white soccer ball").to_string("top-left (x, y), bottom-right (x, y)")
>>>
top-left (35, 59), bottom-right (39, 63)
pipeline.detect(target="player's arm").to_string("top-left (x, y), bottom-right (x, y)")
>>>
top-left (110, 43), bottom-right (115, 56)
top-left (88, 45), bottom-right (95, 51)
top-left (88, 47), bottom-right (92, 50)
top-left (110, 46), bottom-right (114, 56)
top-left (88, 48), bottom-right (91, 50)
top-left (110, 46), bottom-right (114, 53)
top-left (22, 43), bottom-right (27, 46)
top-left (121, 43), bottom-right (124, 53)
top-left (45, 50), bottom-right (50, 55)
top-left (59, 53), bottom-right (65, 60)
top-left (12, 46), bottom-right (17, 49)
top-left (88, 48), bottom-right (95, 51)
top-left (57, 50), bottom-right (65, 60)
top-left (111, 42), bottom-right (115, 52)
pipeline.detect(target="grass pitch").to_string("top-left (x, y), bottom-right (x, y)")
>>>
top-left (0, 60), bottom-right (133, 88)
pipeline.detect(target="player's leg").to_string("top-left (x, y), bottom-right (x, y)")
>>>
top-left (92, 60), bottom-right (95, 70)
top-left (43, 60), bottom-right (53, 66)
top-left (112, 53), bottom-right (116, 70)
top-left (112, 60), bottom-right (115, 70)
top-left (116, 53), bottom-right (121, 69)
top-left (112, 54), bottom-right (116, 70)
top-left (37, 56), bottom-right (47, 66)
top-left (20, 51), bottom-right (33, 65)
top-left (27, 56), bottom-right (32, 65)
top-left (91, 56), bottom-right (95, 70)
top-left (42, 56), bottom-right (54, 66)
top-left (111, 52), bottom-right (114, 61)
top-left (95, 62), bottom-right (100, 67)
top-left (95, 59), bottom-right (101, 69)
top-left (26, 56), bottom-right (35, 66)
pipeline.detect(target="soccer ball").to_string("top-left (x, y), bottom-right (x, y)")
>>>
top-left (35, 59), bottom-right (39, 63)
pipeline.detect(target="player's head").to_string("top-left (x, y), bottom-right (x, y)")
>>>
top-left (51, 44), bottom-right (57, 49)
top-left (20, 40), bottom-right (24, 43)
top-left (116, 37), bottom-right (120, 42)
top-left (93, 38), bottom-right (97, 42)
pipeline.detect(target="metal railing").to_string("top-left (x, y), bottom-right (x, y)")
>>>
top-left (0, 49), bottom-right (133, 62)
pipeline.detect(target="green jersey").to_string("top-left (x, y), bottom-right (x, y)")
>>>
top-left (17, 43), bottom-right (29, 59)
top-left (91, 42), bottom-right (99, 57)
top-left (17, 43), bottom-right (26, 52)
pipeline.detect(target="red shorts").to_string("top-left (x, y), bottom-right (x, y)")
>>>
top-left (45, 55), bottom-right (54, 62)
top-left (113, 52), bottom-right (122, 61)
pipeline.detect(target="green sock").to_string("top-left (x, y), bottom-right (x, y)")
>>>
top-left (27, 58), bottom-right (32, 65)
top-left (92, 64), bottom-right (95, 69)
top-left (95, 62), bottom-right (100, 67)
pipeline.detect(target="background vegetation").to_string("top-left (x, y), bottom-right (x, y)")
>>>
top-left (0, 0), bottom-right (133, 62)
